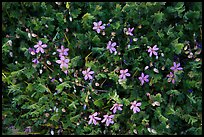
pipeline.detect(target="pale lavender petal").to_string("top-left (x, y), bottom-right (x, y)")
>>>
top-left (87, 68), bottom-right (91, 72)
top-left (148, 48), bottom-right (152, 53)
top-left (84, 75), bottom-right (88, 80)
top-left (57, 49), bottom-right (61, 52)
top-left (126, 73), bottom-right (130, 76)
top-left (111, 42), bottom-right (116, 47)
top-left (136, 102), bottom-right (141, 106)
top-left (93, 119), bottom-right (97, 125)
top-left (109, 115), bottom-right (114, 119)
top-left (93, 26), bottom-right (98, 30)
top-left (101, 118), bottom-right (106, 123)
top-left (113, 107), bottom-right (117, 113)
top-left (88, 74), bottom-right (93, 80)
top-left (144, 75), bottom-right (149, 79)
top-left (131, 27), bottom-right (134, 32)
top-left (88, 118), bottom-right (93, 125)
top-left (130, 105), bottom-right (134, 110)
top-left (173, 62), bottom-right (177, 67)
top-left (96, 29), bottom-right (100, 33)
top-left (149, 52), bottom-right (153, 57)
top-left (100, 25), bottom-right (105, 30)
top-left (60, 56), bottom-right (65, 60)
top-left (93, 22), bottom-right (98, 26)
top-left (38, 41), bottom-right (42, 45)
top-left (98, 21), bottom-right (102, 26)
top-left (34, 45), bottom-right (39, 48)
top-left (120, 70), bottom-right (124, 74)
top-left (94, 117), bottom-right (101, 121)
top-left (40, 48), bottom-right (44, 53)
top-left (177, 67), bottom-right (183, 70)
top-left (65, 59), bottom-right (69, 63)
top-left (82, 70), bottom-right (86, 75)
top-left (89, 71), bottom-right (94, 74)
top-left (36, 48), bottom-right (40, 53)
top-left (124, 69), bottom-right (128, 73)
top-left (172, 79), bottom-right (175, 84)
top-left (93, 112), bottom-right (98, 116)
top-left (177, 63), bottom-right (180, 67)
top-left (170, 66), bottom-right (175, 70)
top-left (106, 120), bottom-right (110, 126)
top-left (153, 51), bottom-right (158, 56)
top-left (118, 106), bottom-right (122, 111)
top-left (111, 47), bottom-right (116, 52)
top-left (56, 60), bottom-right (61, 64)
top-left (42, 44), bottom-right (47, 48)
top-left (140, 80), bottom-right (144, 85)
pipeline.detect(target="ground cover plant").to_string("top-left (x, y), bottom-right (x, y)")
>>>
top-left (2, 2), bottom-right (202, 135)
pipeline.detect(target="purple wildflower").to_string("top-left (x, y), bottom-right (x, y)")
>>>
top-left (110, 103), bottom-right (123, 114)
top-left (56, 56), bottom-right (69, 69)
top-left (126, 27), bottom-right (134, 36)
top-left (170, 62), bottom-right (183, 72)
top-left (129, 38), bottom-right (133, 44)
top-left (106, 41), bottom-right (117, 53)
top-left (138, 73), bottom-right (149, 85)
top-left (147, 45), bottom-right (159, 57)
top-left (88, 112), bottom-right (101, 125)
top-left (167, 72), bottom-right (175, 84)
top-left (119, 69), bottom-right (131, 79)
top-left (28, 48), bottom-right (36, 55)
top-left (93, 21), bottom-right (105, 33)
top-left (82, 68), bottom-right (94, 80)
top-left (57, 45), bottom-right (69, 57)
top-left (101, 114), bottom-right (114, 126)
top-left (32, 58), bottom-right (39, 64)
top-left (34, 40), bottom-right (47, 53)
top-left (188, 89), bottom-right (193, 93)
top-left (130, 101), bottom-right (141, 113)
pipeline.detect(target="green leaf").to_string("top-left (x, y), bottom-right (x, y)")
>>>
top-left (152, 12), bottom-right (164, 24)
top-left (50, 114), bottom-right (60, 122)
top-left (174, 43), bottom-right (184, 54)
top-left (93, 99), bottom-right (104, 107)
top-left (92, 35), bottom-right (100, 44)
top-left (166, 90), bottom-right (180, 95)
top-left (56, 82), bottom-right (71, 92)
top-left (70, 114), bottom-right (80, 123)
top-left (66, 2), bottom-right (70, 9)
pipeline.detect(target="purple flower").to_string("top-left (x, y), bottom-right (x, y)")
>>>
top-left (93, 21), bottom-right (105, 33)
top-left (101, 114), bottom-right (114, 126)
top-left (34, 41), bottom-right (47, 53)
top-left (110, 103), bottom-right (123, 113)
top-left (130, 101), bottom-right (141, 113)
top-left (129, 38), bottom-right (133, 44)
top-left (170, 62), bottom-right (183, 72)
top-left (82, 68), bottom-right (94, 80)
top-left (188, 89), bottom-right (193, 93)
top-left (57, 45), bottom-right (69, 57)
top-left (138, 73), bottom-right (149, 85)
top-left (147, 45), bottom-right (159, 57)
top-left (106, 41), bottom-right (117, 53)
top-left (32, 58), bottom-right (39, 64)
top-left (119, 69), bottom-right (131, 79)
top-left (56, 56), bottom-right (69, 69)
top-left (88, 112), bottom-right (101, 125)
top-left (126, 27), bottom-right (134, 36)
top-left (167, 72), bottom-right (175, 84)
top-left (28, 48), bottom-right (36, 55)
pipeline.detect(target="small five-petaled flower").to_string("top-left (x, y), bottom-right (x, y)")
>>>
top-left (88, 112), bottom-right (101, 125)
top-left (34, 40), bottom-right (47, 53)
top-left (57, 45), bottom-right (69, 57)
top-left (56, 56), bottom-right (69, 69)
top-left (138, 72), bottom-right (149, 85)
top-left (93, 21), bottom-right (105, 33)
top-left (82, 68), bottom-right (94, 80)
top-left (170, 62), bottom-right (183, 72)
top-left (167, 72), bottom-right (175, 84)
top-left (130, 101), bottom-right (142, 113)
top-left (126, 27), bottom-right (134, 36)
top-left (101, 114), bottom-right (114, 126)
top-left (119, 69), bottom-right (131, 80)
top-left (106, 41), bottom-right (117, 54)
top-left (147, 45), bottom-right (159, 57)
top-left (110, 103), bottom-right (123, 113)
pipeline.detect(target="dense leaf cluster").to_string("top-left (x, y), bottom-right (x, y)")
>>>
top-left (2, 2), bottom-right (202, 135)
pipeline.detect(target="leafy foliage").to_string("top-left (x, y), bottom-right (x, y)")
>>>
top-left (2, 2), bottom-right (202, 135)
